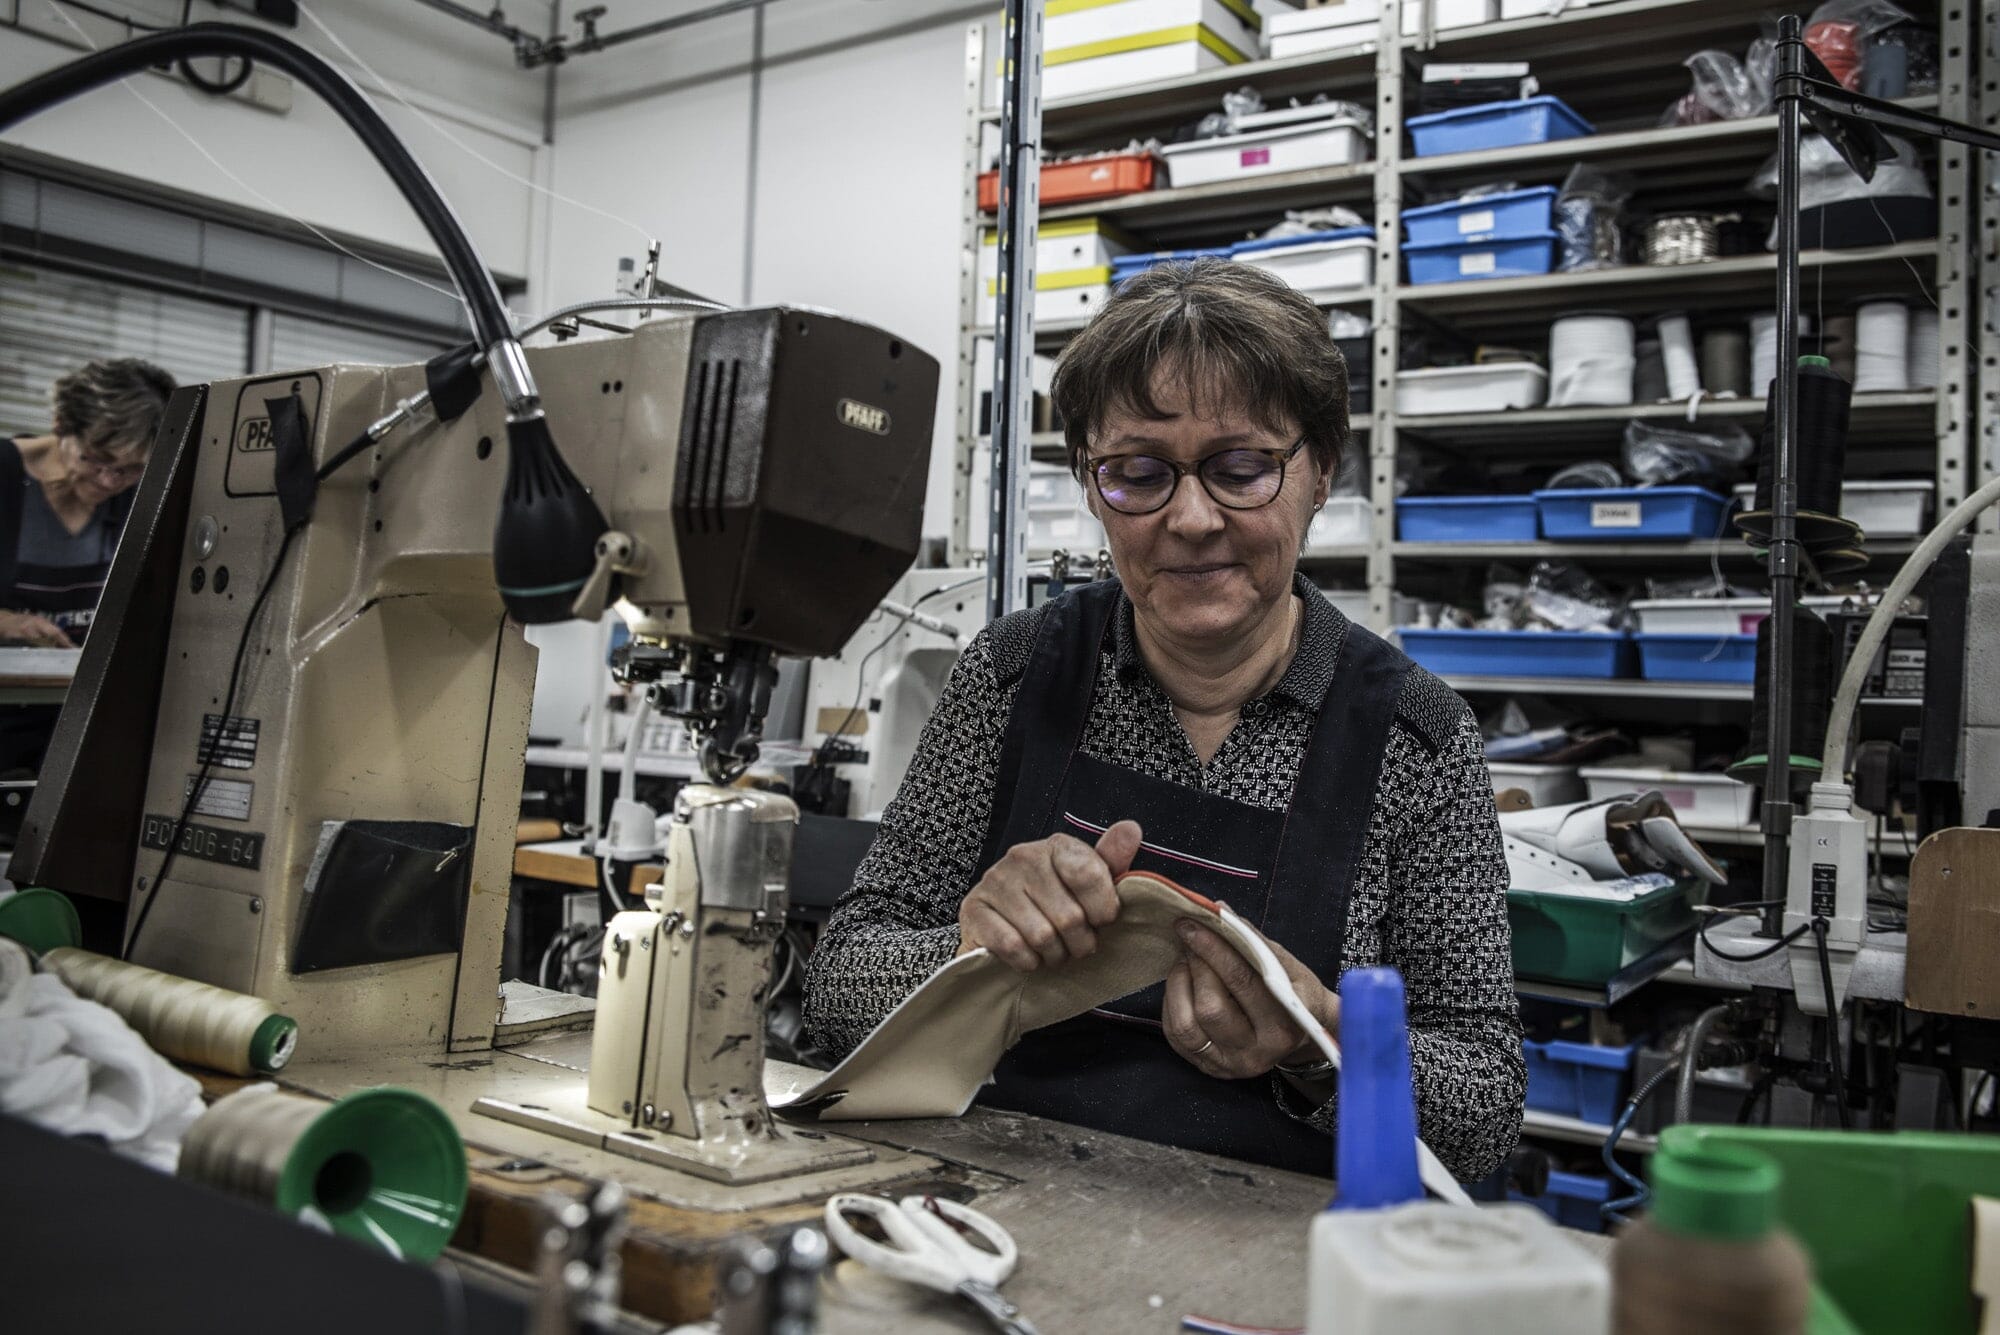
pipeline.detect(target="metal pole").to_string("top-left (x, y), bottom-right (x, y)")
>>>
top-left (987, 1), bottom-right (1042, 621)
top-left (1760, 13), bottom-right (1807, 938)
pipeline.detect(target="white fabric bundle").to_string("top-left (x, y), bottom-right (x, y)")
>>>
top-left (1547, 313), bottom-right (1636, 407)
top-left (0, 939), bottom-right (204, 1172)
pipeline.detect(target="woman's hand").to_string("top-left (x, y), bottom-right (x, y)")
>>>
top-left (1164, 915), bottom-right (1340, 1080)
top-left (0, 611), bottom-right (74, 648)
top-left (958, 820), bottom-right (1143, 971)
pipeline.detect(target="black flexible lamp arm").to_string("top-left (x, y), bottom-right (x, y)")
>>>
top-left (0, 23), bottom-right (611, 622)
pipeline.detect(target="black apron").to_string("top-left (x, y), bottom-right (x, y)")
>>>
top-left (974, 579), bottom-right (1411, 1176)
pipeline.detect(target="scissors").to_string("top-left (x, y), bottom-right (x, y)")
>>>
top-left (823, 1192), bottom-right (1041, 1335)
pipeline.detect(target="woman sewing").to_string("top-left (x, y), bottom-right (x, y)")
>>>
top-left (1, 357), bottom-right (174, 773)
top-left (803, 260), bottom-right (1522, 1181)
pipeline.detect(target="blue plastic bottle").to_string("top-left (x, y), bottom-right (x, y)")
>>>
top-left (1329, 966), bottom-right (1423, 1211)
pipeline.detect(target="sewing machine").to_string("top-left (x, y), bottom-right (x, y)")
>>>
top-left (14, 306), bottom-right (941, 1184)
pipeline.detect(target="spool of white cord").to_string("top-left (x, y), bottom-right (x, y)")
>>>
top-left (1546, 312), bottom-right (1636, 407)
top-left (1854, 299), bottom-right (1911, 393)
top-left (1908, 308), bottom-right (1940, 389)
top-left (1657, 313), bottom-right (1701, 401)
top-left (1750, 312), bottom-right (1813, 397)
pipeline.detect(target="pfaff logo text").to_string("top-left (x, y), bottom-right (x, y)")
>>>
top-left (837, 399), bottom-right (890, 435)
top-left (236, 417), bottom-right (276, 452)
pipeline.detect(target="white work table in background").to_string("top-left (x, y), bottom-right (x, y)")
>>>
top-left (0, 648), bottom-right (78, 704)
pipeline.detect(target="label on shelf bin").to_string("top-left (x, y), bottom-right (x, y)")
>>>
top-left (1459, 251), bottom-right (1496, 275)
top-left (1241, 147), bottom-right (1271, 167)
top-left (1662, 787), bottom-right (1696, 810)
top-left (1458, 209), bottom-right (1496, 235)
top-left (1589, 501), bottom-right (1642, 528)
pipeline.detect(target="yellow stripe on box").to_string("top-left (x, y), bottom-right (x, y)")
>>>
top-left (982, 219), bottom-right (1140, 248)
top-left (1046, 0), bottom-right (1261, 32)
top-left (1045, 23), bottom-right (1251, 67)
top-left (985, 266), bottom-right (1114, 296)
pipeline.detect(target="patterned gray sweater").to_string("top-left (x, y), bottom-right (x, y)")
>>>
top-left (802, 578), bottom-right (1524, 1182)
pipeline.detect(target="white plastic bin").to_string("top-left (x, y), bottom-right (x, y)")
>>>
top-left (1027, 500), bottom-right (1104, 554)
top-left (1233, 233), bottom-right (1374, 299)
top-left (1307, 495), bottom-right (1372, 550)
top-left (1499, 0), bottom-right (1614, 15)
top-left (1266, 0), bottom-right (1492, 56)
top-left (1318, 587), bottom-right (1419, 625)
top-left (1735, 479), bottom-right (1935, 537)
top-left (1160, 116), bottom-right (1369, 187)
top-left (1841, 479), bottom-right (1934, 538)
top-left (1489, 762), bottom-right (1585, 807)
top-left (1026, 462), bottom-right (1080, 507)
top-left (1397, 363), bottom-right (1548, 415)
top-left (1630, 598), bottom-right (1773, 637)
top-left (1578, 766), bottom-right (1754, 830)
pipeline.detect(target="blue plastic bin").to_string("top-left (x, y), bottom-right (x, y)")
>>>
top-left (1403, 186), bottom-right (1559, 246)
top-left (1635, 632), bottom-right (1758, 683)
top-left (1523, 1037), bottom-right (1638, 1125)
top-left (1512, 1170), bottom-right (1616, 1234)
top-left (1405, 232), bottom-right (1557, 285)
top-left (1533, 486), bottom-right (1732, 541)
top-left (1229, 225), bottom-right (1374, 257)
top-left (1398, 629), bottom-right (1634, 680)
top-left (1111, 247), bottom-right (1230, 284)
top-left (1397, 495), bottom-right (1538, 542)
top-left (1406, 96), bottom-right (1595, 158)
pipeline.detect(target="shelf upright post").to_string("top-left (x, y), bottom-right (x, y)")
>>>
top-left (1368, 0), bottom-right (1405, 632)
top-left (952, 23), bottom-right (990, 567)
top-left (1759, 13), bottom-right (1810, 937)
top-left (1937, 0), bottom-right (1974, 514)
top-left (987, 0), bottom-right (1044, 620)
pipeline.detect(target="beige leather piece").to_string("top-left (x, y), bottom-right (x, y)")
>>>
top-left (777, 872), bottom-right (1474, 1205)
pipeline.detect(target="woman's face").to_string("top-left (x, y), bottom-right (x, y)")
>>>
top-left (1082, 367), bottom-right (1327, 649)
top-left (60, 434), bottom-right (147, 506)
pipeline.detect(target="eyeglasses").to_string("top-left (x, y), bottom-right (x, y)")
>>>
top-left (62, 437), bottom-right (146, 484)
top-left (1087, 438), bottom-right (1307, 516)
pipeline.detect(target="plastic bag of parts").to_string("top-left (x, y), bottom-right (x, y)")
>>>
top-left (1746, 133), bottom-right (1930, 208)
top-left (1807, 0), bottom-right (1916, 90)
top-left (1547, 460), bottom-right (1623, 490)
top-left (1255, 205), bottom-right (1369, 243)
top-left (1195, 85), bottom-right (1265, 139)
top-left (1646, 575), bottom-right (1758, 599)
top-left (1660, 41), bottom-right (1776, 127)
top-left (1526, 561), bottom-right (1624, 633)
top-left (1555, 164), bottom-right (1634, 272)
top-left (1327, 308), bottom-right (1371, 339)
top-left (1479, 564), bottom-right (1528, 630)
top-left (1622, 419), bottom-right (1755, 490)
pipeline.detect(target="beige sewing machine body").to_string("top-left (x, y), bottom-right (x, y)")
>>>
top-left (17, 306), bottom-right (939, 1189)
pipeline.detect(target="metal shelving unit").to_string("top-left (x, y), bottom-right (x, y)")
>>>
top-left (950, 0), bottom-right (1979, 724)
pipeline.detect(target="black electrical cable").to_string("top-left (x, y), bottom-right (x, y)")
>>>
top-left (123, 524), bottom-right (301, 960)
top-left (0, 23), bottom-right (514, 353)
top-left (1699, 911), bottom-right (1811, 962)
top-left (175, 5), bottom-right (255, 97)
top-left (315, 429), bottom-right (376, 483)
top-left (1813, 916), bottom-right (1854, 1128)
top-left (810, 579), bottom-right (971, 769)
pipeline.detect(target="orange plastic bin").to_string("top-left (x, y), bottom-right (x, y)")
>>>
top-left (979, 152), bottom-right (1155, 212)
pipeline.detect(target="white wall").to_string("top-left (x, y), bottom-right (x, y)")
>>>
top-left (0, 1), bottom-right (555, 280)
top-left (545, 1), bottom-right (989, 540)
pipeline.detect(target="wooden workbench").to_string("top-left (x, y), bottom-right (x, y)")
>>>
top-left (239, 1030), bottom-right (1352, 1333)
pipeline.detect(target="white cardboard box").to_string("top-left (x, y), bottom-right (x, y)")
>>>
top-left (1159, 115), bottom-right (1370, 186)
top-left (1579, 766), bottom-right (1755, 830)
top-left (980, 269), bottom-right (1112, 326)
top-left (1044, 26), bottom-right (1248, 100)
top-left (1307, 495), bottom-right (1372, 550)
top-left (1047, 0), bottom-right (1259, 64)
top-left (1265, 0), bottom-right (1493, 56)
top-left (1499, 0), bottom-right (1615, 18)
top-left (979, 221), bottom-right (1133, 289)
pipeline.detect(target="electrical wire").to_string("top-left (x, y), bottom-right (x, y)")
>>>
top-left (178, 1), bottom-right (253, 96)
top-left (296, 1), bottom-right (657, 250)
top-left (811, 574), bottom-right (984, 769)
top-left (1812, 916), bottom-right (1854, 1128)
top-left (123, 523), bottom-right (301, 960)
top-left (39, 5), bottom-right (468, 311)
top-left (1697, 906), bottom-right (1810, 962)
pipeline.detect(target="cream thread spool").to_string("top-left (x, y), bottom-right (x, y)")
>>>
top-left (42, 947), bottom-right (297, 1075)
top-left (1751, 312), bottom-right (1813, 397)
top-left (1546, 312), bottom-right (1636, 407)
top-left (1853, 299), bottom-right (1911, 393)
top-left (1657, 313), bottom-right (1701, 401)
top-left (1702, 326), bottom-right (1749, 398)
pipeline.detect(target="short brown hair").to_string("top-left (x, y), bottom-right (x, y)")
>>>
top-left (1051, 258), bottom-right (1349, 479)
top-left (52, 358), bottom-right (176, 457)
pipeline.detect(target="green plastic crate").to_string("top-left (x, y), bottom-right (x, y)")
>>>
top-left (1661, 1126), bottom-right (2000, 1335)
top-left (1507, 879), bottom-right (1694, 986)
